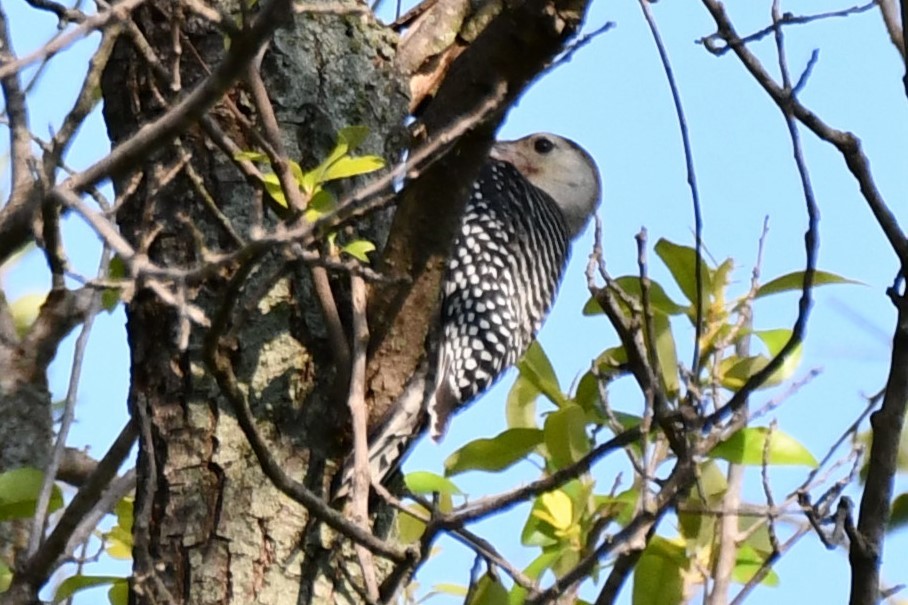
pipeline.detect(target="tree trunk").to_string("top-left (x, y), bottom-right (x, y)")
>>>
top-left (100, 6), bottom-right (408, 603)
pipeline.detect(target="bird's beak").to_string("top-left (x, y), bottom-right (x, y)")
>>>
top-left (489, 141), bottom-right (522, 167)
top-left (490, 141), bottom-right (536, 177)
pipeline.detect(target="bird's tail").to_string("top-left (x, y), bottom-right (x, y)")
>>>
top-left (332, 367), bottom-right (430, 499)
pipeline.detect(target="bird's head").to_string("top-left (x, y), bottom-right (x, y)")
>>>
top-left (490, 132), bottom-right (602, 238)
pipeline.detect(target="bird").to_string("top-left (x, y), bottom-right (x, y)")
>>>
top-left (337, 132), bottom-right (601, 496)
top-left (427, 132), bottom-right (602, 438)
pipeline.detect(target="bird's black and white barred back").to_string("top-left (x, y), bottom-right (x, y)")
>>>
top-left (428, 133), bottom-right (602, 438)
top-left (336, 133), bottom-right (600, 497)
top-left (429, 160), bottom-right (569, 436)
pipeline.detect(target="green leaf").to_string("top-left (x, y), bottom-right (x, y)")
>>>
top-left (632, 537), bottom-right (687, 605)
top-left (654, 238), bottom-right (713, 306)
top-left (533, 489), bottom-right (574, 531)
top-left (713, 258), bottom-right (735, 298)
top-left (753, 328), bottom-right (794, 357)
top-left (594, 345), bottom-right (629, 376)
top-left (303, 188), bottom-right (336, 222)
top-left (593, 487), bottom-right (638, 527)
top-left (467, 574), bottom-right (509, 605)
top-left (108, 580), bottom-right (129, 605)
top-left (114, 496), bottom-right (134, 532)
top-left (104, 496), bottom-right (134, 559)
top-left (0, 560), bottom-right (11, 593)
top-left (889, 492), bottom-right (908, 532)
top-left (54, 575), bottom-right (122, 604)
top-left (678, 461), bottom-right (727, 546)
top-left (739, 516), bottom-right (774, 556)
top-left (10, 292), bottom-right (45, 337)
top-left (404, 471), bottom-right (462, 496)
top-left (508, 552), bottom-right (560, 605)
top-left (543, 404), bottom-right (590, 469)
top-left (708, 427), bottom-right (818, 467)
top-left (105, 526), bottom-right (133, 559)
top-left (338, 125), bottom-right (370, 151)
top-left (521, 499), bottom-right (560, 547)
top-left (718, 338), bottom-right (802, 390)
top-left (260, 172), bottom-right (288, 208)
top-left (755, 270), bottom-right (860, 298)
top-left (397, 504), bottom-right (428, 543)
top-left (572, 370), bottom-right (601, 418)
top-left (614, 276), bottom-right (689, 315)
top-left (550, 542), bottom-right (582, 577)
top-left (583, 295), bottom-right (604, 315)
top-left (322, 155), bottom-right (385, 181)
top-left (300, 166), bottom-right (320, 194)
top-left (444, 428), bottom-right (543, 476)
top-left (517, 341), bottom-right (566, 407)
top-left (233, 150), bottom-right (269, 162)
top-left (0, 468), bottom-right (63, 520)
top-left (652, 312), bottom-right (680, 397)
top-left (583, 277), bottom-right (688, 317)
top-left (718, 355), bottom-right (768, 390)
top-left (341, 239), bottom-right (375, 262)
top-left (506, 374), bottom-right (539, 429)
top-left (288, 159), bottom-right (305, 184)
top-left (732, 545), bottom-right (779, 587)
top-left (431, 583), bottom-right (468, 598)
top-left (322, 141), bottom-right (350, 174)
top-left (102, 256), bottom-right (128, 312)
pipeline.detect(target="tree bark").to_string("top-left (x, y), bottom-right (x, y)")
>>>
top-left (101, 6), bottom-right (408, 603)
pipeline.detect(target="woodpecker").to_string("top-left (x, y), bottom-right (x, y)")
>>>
top-left (338, 133), bottom-right (601, 495)
top-left (428, 133), bottom-right (602, 437)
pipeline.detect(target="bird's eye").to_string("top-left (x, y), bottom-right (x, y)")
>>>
top-left (533, 137), bottom-right (555, 154)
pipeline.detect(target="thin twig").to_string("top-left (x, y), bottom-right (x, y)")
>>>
top-left (374, 485), bottom-right (538, 593)
top-left (548, 21), bottom-right (615, 71)
top-left (0, 0), bottom-right (148, 79)
top-left (10, 421), bottom-right (137, 596)
top-left (49, 0), bottom-right (292, 198)
top-left (698, 2), bottom-right (876, 56)
top-left (203, 257), bottom-right (409, 564)
top-left (27, 249), bottom-right (111, 557)
top-left (528, 460), bottom-right (693, 604)
top-left (445, 426), bottom-right (641, 526)
top-left (729, 525), bottom-right (811, 605)
top-left (243, 54), bottom-right (351, 370)
top-left (637, 0), bottom-right (705, 378)
top-left (348, 274), bottom-right (379, 601)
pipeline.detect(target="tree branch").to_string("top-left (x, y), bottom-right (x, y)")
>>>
top-left (365, 0), bottom-right (596, 425)
top-left (4, 421), bottom-right (137, 604)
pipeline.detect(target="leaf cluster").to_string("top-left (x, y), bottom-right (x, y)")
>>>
top-left (397, 237), bottom-right (855, 605)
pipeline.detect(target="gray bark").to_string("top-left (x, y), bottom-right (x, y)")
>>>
top-left (101, 7), bottom-right (408, 603)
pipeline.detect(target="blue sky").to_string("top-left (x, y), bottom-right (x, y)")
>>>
top-left (3, 0), bottom-right (908, 603)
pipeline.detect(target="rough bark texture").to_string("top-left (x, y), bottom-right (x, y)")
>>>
top-left (0, 348), bottom-right (51, 566)
top-left (101, 6), bottom-right (408, 603)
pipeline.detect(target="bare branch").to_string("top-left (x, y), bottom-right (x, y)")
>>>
top-left (700, 0), bottom-right (908, 267)
top-left (203, 258), bottom-right (409, 564)
top-left (0, 4), bottom-right (38, 264)
top-left (0, 0), bottom-right (148, 80)
top-left (699, 0), bottom-right (823, 428)
top-left (699, 2), bottom-right (877, 56)
top-left (243, 55), bottom-right (351, 371)
top-left (27, 250), bottom-right (111, 558)
top-left (876, 0), bottom-right (906, 65)
top-left (637, 0), bottom-right (705, 378)
top-left (52, 0), bottom-right (293, 196)
top-left (23, 0), bottom-right (86, 25)
top-left (8, 421), bottom-right (137, 600)
top-left (348, 274), bottom-right (379, 601)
